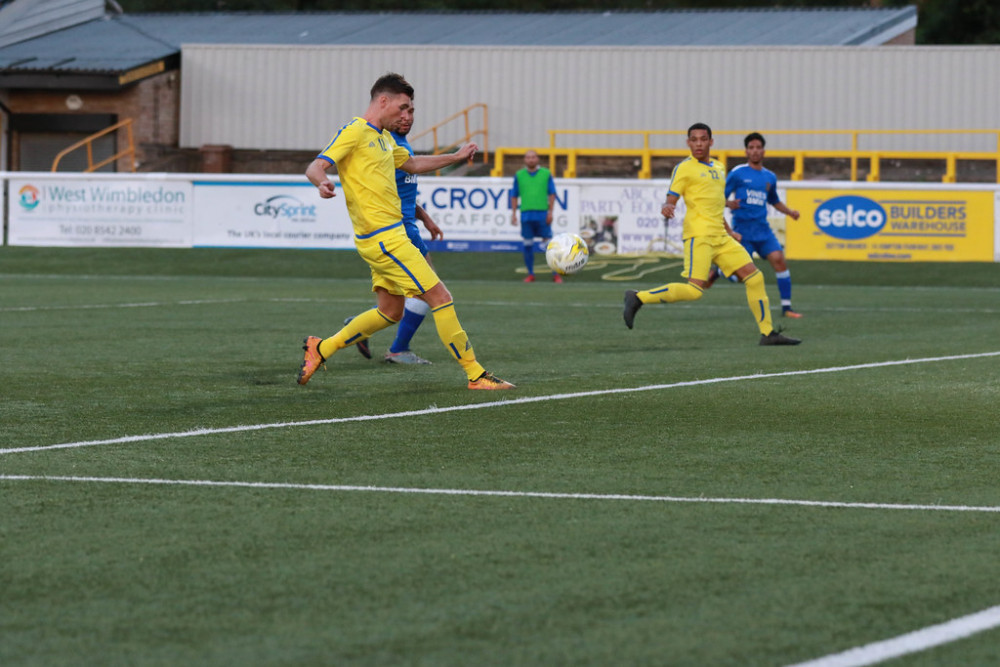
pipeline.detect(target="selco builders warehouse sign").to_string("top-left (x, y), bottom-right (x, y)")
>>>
top-left (786, 188), bottom-right (996, 262)
top-left (9, 178), bottom-right (193, 247)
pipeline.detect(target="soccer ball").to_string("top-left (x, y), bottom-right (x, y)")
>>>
top-left (545, 232), bottom-right (590, 275)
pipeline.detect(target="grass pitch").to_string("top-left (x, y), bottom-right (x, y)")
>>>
top-left (2, 248), bottom-right (1000, 666)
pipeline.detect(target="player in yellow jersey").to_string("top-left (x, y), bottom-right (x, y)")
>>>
top-left (622, 123), bottom-right (800, 346)
top-left (298, 73), bottom-right (514, 389)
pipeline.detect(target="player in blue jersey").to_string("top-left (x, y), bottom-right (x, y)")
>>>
top-left (382, 104), bottom-right (443, 364)
top-left (723, 132), bottom-right (802, 317)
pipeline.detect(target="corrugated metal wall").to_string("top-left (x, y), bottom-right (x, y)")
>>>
top-left (180, 44), bottom-right (1000, 155)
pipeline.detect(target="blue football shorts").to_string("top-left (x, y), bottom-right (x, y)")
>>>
top-left (736, 227), bottom-right (783, 259)
top-left (519, 211), bottom-right (552, 240)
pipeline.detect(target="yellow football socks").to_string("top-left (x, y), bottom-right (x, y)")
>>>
top-left (638, 282), bottom-right (704, 304)
top-left (318, 308), bottom-right (397, 359)
top-left (432, 301), bottom-right (486, 381)
top-left (743, 270), bottom-right (773, 335)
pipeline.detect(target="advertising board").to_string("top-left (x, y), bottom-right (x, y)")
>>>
top-left (786, 187), bottom-right (996, 262)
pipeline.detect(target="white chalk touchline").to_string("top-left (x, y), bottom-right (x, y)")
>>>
top-left (787, 604), bottom-right (1000, 667)
top-left (3, 296), bottom-right (998, 315)
top-left (2, 350), bottom-right (999, 457)
top-left (0, 298), bottom-right (246, 312)
top-left (2, 475), bottom-right (1000, 514)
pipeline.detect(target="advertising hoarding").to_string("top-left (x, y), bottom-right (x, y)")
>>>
top-left (419, 177), bottom-right (579, 252)
top-left (191, 180), bottom-right (353, 249)
top-left (9, 178), bottom-right (192, 247)
top-left (786, 187), bottom-right (996, 262)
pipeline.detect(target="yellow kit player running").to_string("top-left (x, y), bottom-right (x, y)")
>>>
top-left (299, 73), bottom-right (514, 389)
top-left (623, 122), bottom-right (800, 346)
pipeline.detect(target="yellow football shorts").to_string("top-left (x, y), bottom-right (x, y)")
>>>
top-left (357, 231), bottom-right (440, 297)
top-left (681, 234), bottom-right (754, 282)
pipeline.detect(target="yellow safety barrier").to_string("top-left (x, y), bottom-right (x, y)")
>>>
top-left (51, 118), bottom-right (136, 172)
top-left (489, 129), bottom-right (1000, 183)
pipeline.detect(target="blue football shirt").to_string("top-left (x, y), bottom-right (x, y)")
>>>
top-left (725, 163), bottom-right (781, 239)
top-left (390, 131), bottom-right (418, 226)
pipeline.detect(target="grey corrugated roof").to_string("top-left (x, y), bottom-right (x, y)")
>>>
top-left (0, 0), bottom-right (103, 49)
top-left (0, 7), bottom-right (918, 77)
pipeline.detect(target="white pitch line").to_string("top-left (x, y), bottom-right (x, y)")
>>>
top-left (0, 298), bottom-right (247, 313)
top-left (2, 350), bottom-right (999, 457)
top-left (787, 604), bottom-right (1000, 667)
top-left (2, 475), bottom-right (1000, 514)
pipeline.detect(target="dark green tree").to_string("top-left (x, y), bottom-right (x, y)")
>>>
top-left (914, 0), bottom-right (1000, 44)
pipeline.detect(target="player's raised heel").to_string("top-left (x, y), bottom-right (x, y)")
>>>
top-left (782, 308), bottom-right (803, 319)
top-left (759, 329), bottom-right (802, 346)
top-left (468, 372), bottom-right (515, 390)
top-left (297, 336), bottom-right (326, 385)
top-left (623, 290), bottom-right (643, 329)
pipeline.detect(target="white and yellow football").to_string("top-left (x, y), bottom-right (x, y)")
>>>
top-left (545, 232), bottom-right (590, 275)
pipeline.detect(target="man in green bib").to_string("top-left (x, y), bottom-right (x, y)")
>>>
top-left (510, 150), bottom-right (559, 283)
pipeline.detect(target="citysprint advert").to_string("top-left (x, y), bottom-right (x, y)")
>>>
top-left (8, 178), bottom-right (192, 247)
top-left (192, 181), bottom-right (353, 249)
top-left (418, 177), bottom-right (579, 252)
top-left (785, 188), bottom-right (996, 262)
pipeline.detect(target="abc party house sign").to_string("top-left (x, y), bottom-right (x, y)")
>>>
top-left (786, 188), bottom-right (995, 262)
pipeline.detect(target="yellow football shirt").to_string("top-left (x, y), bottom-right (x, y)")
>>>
top-left (317, 118), bottom-right (411, 240)
top-left (667, 156), bottom-right (727, 239)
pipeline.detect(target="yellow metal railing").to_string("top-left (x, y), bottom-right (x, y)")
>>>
top-left (410, 103), bottom-right (488, 165)
top-left (489, 129), bottom-right (1000, 183)
top-left (51, 118), bottom-right (136, 172)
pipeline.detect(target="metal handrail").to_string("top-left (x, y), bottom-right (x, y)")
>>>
top-left (410, 103), bottom-right (488, 164)
top-left (489, 128), bottom-right (1000, 183)
top-left (51, 118), bottom-right (136, 172)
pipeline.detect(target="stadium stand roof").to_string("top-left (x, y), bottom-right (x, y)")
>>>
top-left (0, 6), bottom-right (918, 89)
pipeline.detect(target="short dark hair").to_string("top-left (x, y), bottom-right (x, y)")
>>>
top-left (688, 122), bottom-right (712, 138)
top-left (370, 73), bottom-right (414, 100)
top-left (744, 132), bottom-right (766, 148)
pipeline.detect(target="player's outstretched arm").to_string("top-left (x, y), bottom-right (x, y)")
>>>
top-left (400, 143), bottom-right (479, 174)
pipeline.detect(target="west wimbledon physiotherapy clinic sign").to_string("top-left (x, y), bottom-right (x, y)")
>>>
top-left (8, 177), bottom-right (192, 247)
top-left (786, 186), bottom-right (996, 262)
